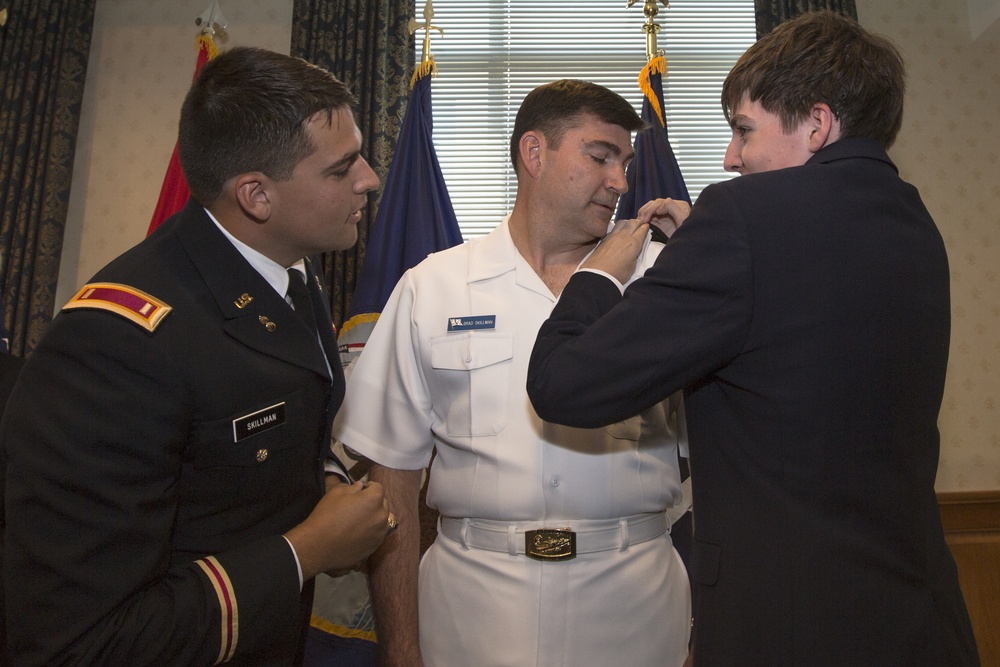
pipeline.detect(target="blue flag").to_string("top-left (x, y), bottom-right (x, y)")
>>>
top-left (615, 56), bottom-right (694, 576)
top-left (306, 64), bottom-right (461, 667)
top-left (337, 67), bottom-right (463, 365)
top-left (616, 55), bottom-right (690, 242)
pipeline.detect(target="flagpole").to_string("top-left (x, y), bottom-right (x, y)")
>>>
top-left (626, 0), bottom-right (670, 62)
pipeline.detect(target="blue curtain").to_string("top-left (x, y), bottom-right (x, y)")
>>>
top-left (290, 0), bottom-right (414, 327)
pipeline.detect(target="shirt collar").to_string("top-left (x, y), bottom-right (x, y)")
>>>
top-left (204, 208), bottom-right (306, 298)
top-left (468, 215), bottom-right (518, 282)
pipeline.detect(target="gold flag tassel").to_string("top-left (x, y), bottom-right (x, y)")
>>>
top-left (195, 31), bottom-right (220, 60)
top-left (628, 0), bottom-right (671, 128)
top-left (637, 54), bottom-right (668, 128)
top-left (411, 56), bottom-right (438, 88)
top-left (194, 0), bottom-right (226, 59)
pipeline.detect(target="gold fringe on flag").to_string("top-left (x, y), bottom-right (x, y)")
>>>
top-left (309, 614), bottom-right (378, 644)
top-left (339, 311), bottom-right (380, 339)
top-left (638, 54), bottom-right (668, 128)
top-left (195, 31), bottom-right (220, 60)
top-left (410, 56), bottom-right (438, 89)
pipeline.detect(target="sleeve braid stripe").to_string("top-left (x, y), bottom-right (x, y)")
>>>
top-left (196, 556), bottom-right (239, 664)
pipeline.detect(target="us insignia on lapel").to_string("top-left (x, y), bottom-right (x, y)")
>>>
top-left (63, 282), bottom-right (172, 332)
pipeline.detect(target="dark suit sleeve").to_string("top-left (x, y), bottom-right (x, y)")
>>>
top-left (527, 183), bottom-right (754, 428)
top-left (2, 311), bottom-right (302, 666)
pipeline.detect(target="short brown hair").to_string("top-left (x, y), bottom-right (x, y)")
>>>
top-left (510, 79), bottom-right (646, 174)
top-left (179, 47), bottom-right (357, 206)
top-left (722, 11), bottom-right (906, 147)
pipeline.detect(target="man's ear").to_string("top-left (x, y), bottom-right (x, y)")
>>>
top-left (807, 102), bottom-right (840, 153)
top-left (234, 173), bottom-right (271, 222)
top-left (519, 132), bottom-right (543, 179)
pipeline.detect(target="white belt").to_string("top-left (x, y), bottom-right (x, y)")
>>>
top-left (438, 512), bottom-right (668, 561)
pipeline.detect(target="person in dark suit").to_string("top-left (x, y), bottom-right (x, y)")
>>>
top-left (527, 11), bottom-right (980, 667)
top-left (2, 47), bottom-right (394, 666)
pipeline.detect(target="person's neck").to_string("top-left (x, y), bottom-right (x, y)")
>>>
top-left (209, 204), bottom-right (298, 268)
top-left (508, 204), bottom-right (596, 297)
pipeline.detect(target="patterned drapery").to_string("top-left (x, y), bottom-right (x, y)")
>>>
top-left (0, 0), bottom-right (96, 355)
top-left (290, 0), bottom-right (414, 327)
top-left (755, 0), bottom-right (858, 38)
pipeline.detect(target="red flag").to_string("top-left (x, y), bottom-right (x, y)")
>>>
top-left (146, 33), bottom-right (218, 236)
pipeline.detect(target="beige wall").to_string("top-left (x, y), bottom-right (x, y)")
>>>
top-left (59, 0), bottom-right (293, 305)
top-left (857, 0), bottom-right (1000, 490)
top-left (61, 0), bottom-right (999, 491)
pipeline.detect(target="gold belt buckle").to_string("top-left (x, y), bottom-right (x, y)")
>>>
top-left (525, 528), bottom-right (576, 561)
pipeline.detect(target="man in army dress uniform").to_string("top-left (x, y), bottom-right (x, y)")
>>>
top-left (2, 47), bottom-right (395, 665)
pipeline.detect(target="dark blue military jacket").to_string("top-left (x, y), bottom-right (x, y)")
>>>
top-left (3, 200), bottom-right (345, 665)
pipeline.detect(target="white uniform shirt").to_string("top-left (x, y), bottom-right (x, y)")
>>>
top-left (333, 217), bottom-right (684, 521)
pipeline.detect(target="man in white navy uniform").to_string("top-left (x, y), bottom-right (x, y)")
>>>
top-left (2, 47), bottom-right (395, 665)
top-left (333, 80), bottom-right (692, 667)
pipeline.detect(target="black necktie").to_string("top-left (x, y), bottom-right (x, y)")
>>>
top-left (286, 268), bottom-right (318, 334)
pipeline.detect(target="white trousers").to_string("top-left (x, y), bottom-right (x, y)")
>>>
top-left (418, 530), bottom-right (691, 667)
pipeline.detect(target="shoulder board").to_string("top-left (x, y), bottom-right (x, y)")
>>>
top-left (63, 282), bottom-right (172, 332)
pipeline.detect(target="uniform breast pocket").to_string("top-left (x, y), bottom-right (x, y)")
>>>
top-left (175, 391), bottom-right (314, 545)
top-left (430, 332), bottom-right (512, 437)
top-left (188, 390), bottom-right (307, 470)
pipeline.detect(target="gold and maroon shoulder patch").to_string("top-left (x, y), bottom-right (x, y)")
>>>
top-left (63, 282), bottom-right (172, 332)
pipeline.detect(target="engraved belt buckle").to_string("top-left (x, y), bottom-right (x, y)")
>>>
top-left (525, 528), bottom-right (576, 561)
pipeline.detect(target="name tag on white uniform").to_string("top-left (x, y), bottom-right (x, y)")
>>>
top-left (447, 315), bottom-right (496, 332)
